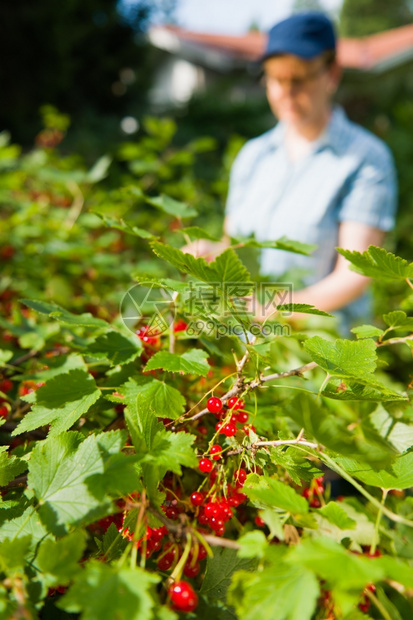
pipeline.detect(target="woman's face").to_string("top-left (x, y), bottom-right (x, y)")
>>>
top-left (263, 54), bottom-right (339, 130)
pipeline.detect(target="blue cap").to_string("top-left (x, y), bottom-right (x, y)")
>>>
top-left (261, 12), bottom-right (336, 62)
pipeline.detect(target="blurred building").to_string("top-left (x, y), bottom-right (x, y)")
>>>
top-left (148, 23), bottom-right (413, 117)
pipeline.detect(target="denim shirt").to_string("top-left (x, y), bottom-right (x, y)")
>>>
top-left (225, 107), bottom-right (397, 327)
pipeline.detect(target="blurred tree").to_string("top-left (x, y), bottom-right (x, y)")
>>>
top-left (340, 0), bottom-right (412, 36)
top-left (292, 0), bottom-right (325, 13)
top-left (0, 0), bottom-right (176, 146)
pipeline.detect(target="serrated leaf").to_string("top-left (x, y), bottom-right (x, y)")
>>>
top-left (244, 475), bottom-right (308, 515)
top-left (27, 432), bottom-right (112, 534)
top-left (0, 504), bottom-right (49, 547)
top-left (303, 336), bottom-right (377, 377)
top-left (0, 449), bottom-right (27, 486)
top-left (318, 502), bottom-right (356, 530)
top-left (99, 522), bottom-right (129, 562)
top-left (338, 245), bottom-right (413, 281)
top-left (322, 375), bottom-right (406, 402)
top-left (151, 242), bottom-right (252, 288)
top-left (141, 429), bottom-right (198, 474)
top-left (336, 451), bottom-right (413, 489)
top-left (88, 331), bottom-right (142, 365)
top-left (121, 377), bottom-right (186, 422)
top-left (144, 349), bottom-right (210, 376)
top-left (146, 194), bottom-right (197, 218)
top-left (87, 453), bottom-right (141, 497)
top-left (200, 547), bottom-right (257, 602)
top-left (12, 369), bottom-right (101, 437)
top-left (95, 213), bottom-right (157, 239)
top-left (36, 531), bottom-right (86, 584)
top-left (237, 235), bottom-right (316, 256)
top-left (58, 562), bottom-right (159, 620)
top-left (0, 536), bottom-right (32, 573)
top-left (276, 303), bottom-right (333, 317)
top-left (21, 299), bottom-right (109, 328)
top-left (351, 325), bottom-right (384, 339)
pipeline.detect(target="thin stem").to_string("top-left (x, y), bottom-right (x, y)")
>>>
top-left (365, 588), bottom-right (393, 620)
top-left (170, 533), bottom-right (192, 582)
top-left (406, 278), bottom-right (413, 291)
top-left (255, 439), bottom-right (319, 450)
top-left (371, 488), bottom-right (388, 556)
top-left (319, 452), bottom-right (413, 528)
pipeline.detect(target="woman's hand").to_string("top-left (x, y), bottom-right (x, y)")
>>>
top-left (181, 239), bottom-right (229, 262)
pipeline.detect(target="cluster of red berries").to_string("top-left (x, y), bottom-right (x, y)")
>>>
top-left (206, 396), bottom-right (256, 438)
top-left (301, 476), bottom-right (325, 508)
top-left (0, 378), bottom-right (13, 419)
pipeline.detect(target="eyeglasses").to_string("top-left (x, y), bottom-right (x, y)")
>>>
top-left (261, 65), bottom-right (328, 91)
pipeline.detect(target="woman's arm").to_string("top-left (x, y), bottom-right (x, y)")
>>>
top-left (291, 221), bottom-right (384, 312)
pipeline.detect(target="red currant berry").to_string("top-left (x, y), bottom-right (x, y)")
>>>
top-left (255, 515), bottom-right (266, 527)
top-left (169, 581), bottom-right (198, 613)
top-left (223, 423), bottom-right (237, 437)
top-left (210, 445), bottom-right (222, 460)
top-left (0, 379), bottom-right (13, 392)
top-left (190, 491), bottom-right (204, 507)
top-left (157, 552), bottom-right (175, 571)
top-left (198, 511), bottom-right (209, 525)
top-left (165, 507), bottom-right (178, 520)
top-left (243, 424), bottom-right (256, 436)
top-left (0, 405), bottom-right (8, 418)
top-left (204, 502), bottom-right (216, 519)
top-left (227, 397), bottom-right (244, 410)
top-left (198, 425), bottom-right (208, 436)
top-left (207, 397), bottom-right (223, 414)
top-left (216, 421), bottom-right (224, 432)
top-left (198, 545), bottom-right (208, 561)
top-left (184, 561), bottom-right (200, 578)
top-left (234, 468), bottom-right (247, 486)
top-left (173, 319), bottom-right (188, 333)
top-left (199, 458), bottom-right (213, 473)
top-left (236, 411), bottom-right (249, 424)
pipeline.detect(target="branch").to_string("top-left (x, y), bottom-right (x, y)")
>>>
top-left (184, 361), bottom-right (318, 423)
top-left (254, 439), bottom-right (319, 450)
top-left (376, 335), bottom-right (413, 347)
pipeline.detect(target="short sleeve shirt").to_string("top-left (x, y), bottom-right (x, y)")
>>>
top-left (225, 107), bottom-right (397, 325)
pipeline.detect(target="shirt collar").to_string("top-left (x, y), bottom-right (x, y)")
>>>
top-left (267, 105), bottom-right (349, 154)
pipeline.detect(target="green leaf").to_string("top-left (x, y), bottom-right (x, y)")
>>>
top-left (144, 349), bottom-right (210, 376)
top-left (0, 536), bottom-right (32, 573)
top-left (87, 453), bottom-right (141, 497)
top-left (382, 310), bottom-right (413, 331)
top-left (21, 299), bottom-right (109, 328)
top-left (146, 194), bottom-right (197, 218)
top-left (36, 531), bottom-right (86, 584)
top-left (0, 504), bottom-right (49, 548)
top-left (13, 369), bottom-right (101, 437)
top-left (237, 531), bottom-right (268, 559)
top-left (0, 449), bottom-right (27, 486)
top-left (121, 377), bottom-right (186, 423)
top-left (303, 336), bottom-right (377, 377)
top-left (243, 474), bottom-right (309, 515)
top-left (88, 331), bottom-right (142, 365)
top-left (322, 375), bottom-right (406, 402)
top-left (313, 502), bottom-right (375, 546)
top-left (86, 155), bottom-right (112, 183)
top-left (95, 213), bottom-right (157, 239)
top-left (151, 242), bottom-right (252, 288)
top-left (0, 350), bottom-right (13, 367)
top-left (317, 502), bottom-right (356, 530)
top-left (351, 325), bottom-right (385, 339)
top-left (200, 547), bottom-right (257, 602)
top-left (228, 563), bottom-right (319, 620)
top-left (237, 235), bottom-right (317, 256)
top-left (27, 432), bottom-right (112, 534)
top-left (98, 523), bottom-right (129, 562)
top-left (276, 303), bottom-right (333, 317)
top-left (177, 226), bottom-right (219, 241)
top-left (142, 429), bottom-right (198, 474)
top-left (58, 561), bottom-right (160, 620)
top-left (336, 451), bottom-right (413, 489)
top-left (287, 536), bottom-right (384, 588)
top-left (338, 245), bottom-right (413, 281)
